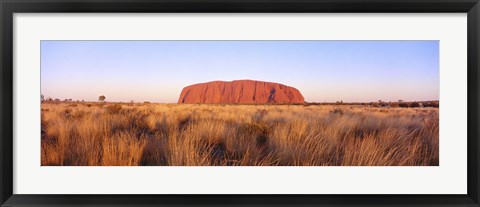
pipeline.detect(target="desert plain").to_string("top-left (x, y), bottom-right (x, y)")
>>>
top-left (41, 102), bottom-right (439, 166)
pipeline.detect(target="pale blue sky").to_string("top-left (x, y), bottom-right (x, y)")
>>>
top-left (41, 41), bottom-right (439, 103)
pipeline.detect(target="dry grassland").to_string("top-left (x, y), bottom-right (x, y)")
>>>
top-left (41, 103), bottom-right (439, 166)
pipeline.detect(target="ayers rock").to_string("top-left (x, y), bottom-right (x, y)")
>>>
top-left (178, 80), bottom-right (304, 104)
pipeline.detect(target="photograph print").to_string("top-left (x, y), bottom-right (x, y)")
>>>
top-left (40, 40), bottom-right (439, 166)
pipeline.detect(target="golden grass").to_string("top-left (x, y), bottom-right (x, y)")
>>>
top-left (41, 103), bottom-right (439, 166)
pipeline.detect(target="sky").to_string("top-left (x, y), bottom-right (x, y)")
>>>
top-left (41, 40), bottom-right (439, 103)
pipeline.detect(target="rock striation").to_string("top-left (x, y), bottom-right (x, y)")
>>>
top-left (178, 80), bottom-right (304, 104)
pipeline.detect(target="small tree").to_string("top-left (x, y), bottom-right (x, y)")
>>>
top-left (410, 102), bottom-right (421, 108)
top-left (390, 102), bottom-right (399, 107)
top-left (98, 95), bottom-right (106, 102)
top-left (399, 102), bottom-right (410, 108)
top-left (41, 94), bottom-right (44, 101)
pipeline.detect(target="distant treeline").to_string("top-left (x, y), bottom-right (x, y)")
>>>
top-left (303, 100), bottom-right (439, 108)
top-left (41, 95), bottom-right (439, 108)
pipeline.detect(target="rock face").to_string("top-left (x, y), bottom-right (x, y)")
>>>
top-left (178, 80), bottom-right (304, 104)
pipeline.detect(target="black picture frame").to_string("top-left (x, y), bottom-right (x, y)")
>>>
top-left (1, 0), bottom-right (479, 206)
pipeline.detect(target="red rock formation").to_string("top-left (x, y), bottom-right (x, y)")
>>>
top-left (178, 80), bottom-right (304, 104)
